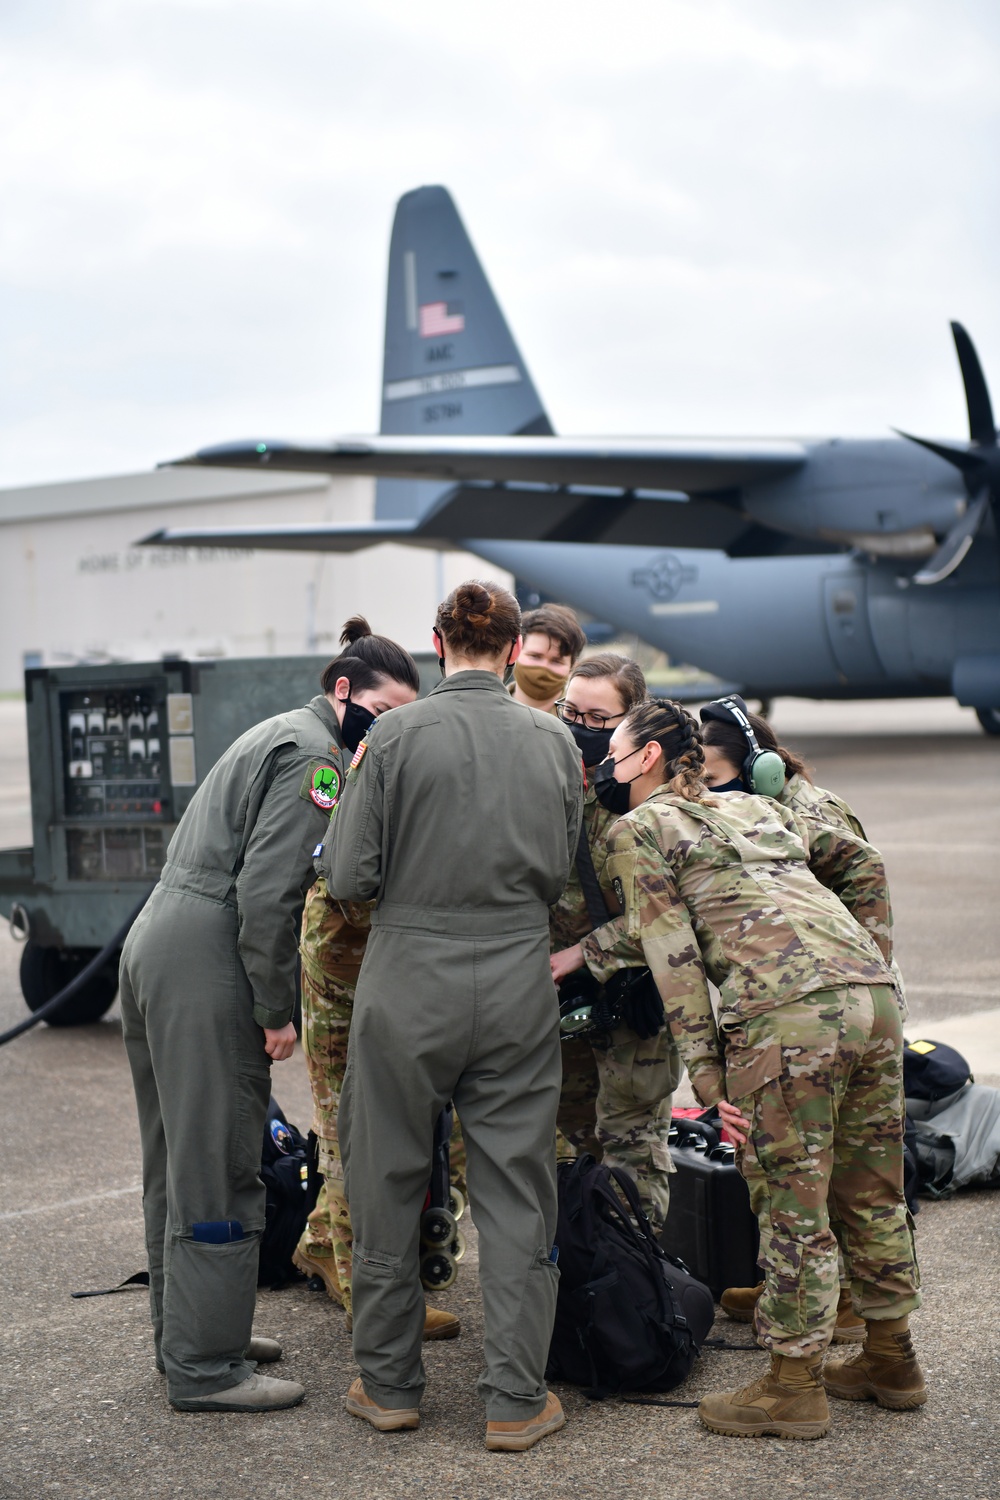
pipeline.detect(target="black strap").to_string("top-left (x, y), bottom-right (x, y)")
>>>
top-left (622, 1396), bottom-right (700, 1408)
top-left (576, 821), bottom-right (610, 931)
top-left (71, 1271), bottom-right (150, 1300)
top-left (702, 1336), bottom-right (761, 1352)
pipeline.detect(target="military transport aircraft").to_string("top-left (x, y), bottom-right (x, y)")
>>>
top-left (147, 186), bottom-right (1000, 732)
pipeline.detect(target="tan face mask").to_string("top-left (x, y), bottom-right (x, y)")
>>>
top-left (513, 661), bottom-right (568, 703)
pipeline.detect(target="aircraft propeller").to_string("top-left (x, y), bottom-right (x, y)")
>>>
top-left (895, 322), bottom-right (1000, 585)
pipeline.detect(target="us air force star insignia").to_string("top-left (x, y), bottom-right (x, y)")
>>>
top-left (306, 763), bottom-right (340, 811)
top-left (612, 875), bottom-right (625, 908)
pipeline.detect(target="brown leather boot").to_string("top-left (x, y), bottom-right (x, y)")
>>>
top-left (823, 1315), bottom-right (927, 1410)
top-left (832, 1286), bottom-right (866, 1345)
top-left (719, 1281), bottom-right (764, 1323)
top-left (699, 1353), bottom-right (831, 1440)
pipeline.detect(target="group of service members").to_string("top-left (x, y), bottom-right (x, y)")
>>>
top-left (118, 579), bottom-right (925, 1451)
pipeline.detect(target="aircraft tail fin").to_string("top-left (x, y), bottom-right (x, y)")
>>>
top-left (376, 185), bottom-right (552, 521)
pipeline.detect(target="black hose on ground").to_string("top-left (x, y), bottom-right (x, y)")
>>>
top-left (0, 892), bottom-right (152, 1048)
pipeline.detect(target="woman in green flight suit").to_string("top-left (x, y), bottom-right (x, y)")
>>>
top-left (323, 579), bottom-right (583, 1452)
top-left (118, 631), bottom-right (411, 1415)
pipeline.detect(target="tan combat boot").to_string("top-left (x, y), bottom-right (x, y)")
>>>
top-left (823, 1315), bottom-right (927, 1410)
top-left (345, 1306), bottom-right (460, 1340)
top-left (719, 1281), bottom-right (764, 1322)
top-left (344, 1377), bottom-right (419, 1431)
top-left (832, 1286), bottom-right (866, 1345)
top-left (292, 1245), bottom-right (344, 1304)
top-left (485, 1392), bottom-right (566, 1451)
top-left (699, 1353), bottom-right (831, 1440)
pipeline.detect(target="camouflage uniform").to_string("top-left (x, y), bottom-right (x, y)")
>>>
top-left (779, 772), bottom-right (908, 1017)
top-left (298, 879), bottom-right (467, 1313)
top-left (297, 878), bottom-right (372, 1312)
top-left (551, 784), bottom-right (680, 1228)
top-left (581, 789), bottom-right (920, 1355)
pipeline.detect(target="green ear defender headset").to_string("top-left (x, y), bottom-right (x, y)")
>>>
top-left (699, 694), bottom-right (786, 797)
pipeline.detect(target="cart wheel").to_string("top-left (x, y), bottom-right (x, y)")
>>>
top-left (447, 1188), bottom-right (466, 1220)
top-left (450, 1229), bottom-right (467, 1263)
top-left (420, 1205), bottom-right (458, 1249)
top-left (19, 942), bottom-right (119, 1026)
top-left (420, 1250), bottom-right (458, 1291)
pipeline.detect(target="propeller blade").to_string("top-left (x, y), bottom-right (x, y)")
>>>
top-left (913, 489), bottom-right (990, 585)
top-left (892, 428), bottom-right (982, 476)
top-left (951, 322), bottom-right (996, 447)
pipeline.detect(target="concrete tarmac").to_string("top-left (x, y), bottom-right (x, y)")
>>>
top-left (1, 695), bottom-right (998, 1499)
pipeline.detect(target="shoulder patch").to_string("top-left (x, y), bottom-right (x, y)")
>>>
top-left (301, 761), bottom-right (341, 811)
top-left (612, 875), bottom-right (625, 909)
top-left (346, 737), bottom-right (369, 783)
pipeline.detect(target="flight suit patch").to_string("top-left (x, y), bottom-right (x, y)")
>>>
top-left (347, 738), bottom-right (368, 783)
top-left (301, 762), bottom-right (341, 811)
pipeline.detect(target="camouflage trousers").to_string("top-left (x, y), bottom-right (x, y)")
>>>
top-left (299, 965), bottom-right (466, 1313)
top-left (722, 983), bottom-right (921, 1358)
top-left (556, 1025), bottom-right (682, 1230)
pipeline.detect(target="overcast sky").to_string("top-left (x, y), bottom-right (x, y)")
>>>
top-left (2, 0), bottom-right (998, 488)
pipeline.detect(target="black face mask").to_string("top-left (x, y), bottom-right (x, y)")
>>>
top-left (341, 697), bottom-right (376, 754)
top-left (569, 721), bottom-right (614, 767)
top-left (592, 747), bottom-right (645, 816)
top-left (708, 775), bottom-right (744, 794)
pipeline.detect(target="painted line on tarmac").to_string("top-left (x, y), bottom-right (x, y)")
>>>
top-left (0, 1184), bottom-right (141, 1221)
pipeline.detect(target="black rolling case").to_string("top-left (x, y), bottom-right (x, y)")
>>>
top-left (659, 1116), bottom-right (761, 1302)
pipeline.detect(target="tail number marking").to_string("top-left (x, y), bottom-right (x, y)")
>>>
top-left (384, 364), bottom-right (521, 403)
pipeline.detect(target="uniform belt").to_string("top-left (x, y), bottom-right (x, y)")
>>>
top-left (371, 900), bottom-right (549, 937)
top-left (158, 862), bottom-right (237, 904)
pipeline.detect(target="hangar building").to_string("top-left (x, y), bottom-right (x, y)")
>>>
top-left (0, 466), bottom-right (507, 693)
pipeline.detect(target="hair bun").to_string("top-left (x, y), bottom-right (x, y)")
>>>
top-left (340, 615), bottom-right (373, 647)
top-left (451, 582), bottom-right (493, 628)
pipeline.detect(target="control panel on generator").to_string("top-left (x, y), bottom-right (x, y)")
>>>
top-left (0, 652), bottom-right (439, 1028)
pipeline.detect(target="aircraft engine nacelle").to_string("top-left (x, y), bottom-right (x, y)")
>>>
top-left (471, 538), bottom-right (1000, 703)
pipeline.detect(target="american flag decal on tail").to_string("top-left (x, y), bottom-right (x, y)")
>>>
top-left (419, 301), bottom-right (465, 337)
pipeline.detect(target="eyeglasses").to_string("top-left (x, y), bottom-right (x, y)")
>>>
top-left (555, 701), bottom-right (627, 731)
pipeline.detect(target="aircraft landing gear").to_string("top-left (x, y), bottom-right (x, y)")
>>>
top-left (976, 707), bottom-right (1000, 736)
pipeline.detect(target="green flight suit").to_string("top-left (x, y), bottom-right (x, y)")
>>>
top-left (322, 670), bottom-right (583, 1421)
top-left (119, 694), bottom-right (343, 1402)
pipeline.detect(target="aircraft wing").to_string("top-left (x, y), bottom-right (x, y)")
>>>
top-left (146, 435), bottom-right (807, 552)
top-left (177, 434), bottom-right (806, 492)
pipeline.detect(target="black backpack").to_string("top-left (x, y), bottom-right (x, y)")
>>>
top-left (258, 1097), bottom-right (317, 1288)
top-left (903, 1038), bottom-right (972, 1103)
top-left (546, 1154), bottom-right (715, 1398)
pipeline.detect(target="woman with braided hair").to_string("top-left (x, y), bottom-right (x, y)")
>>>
top-left (551, 697), bottom-right (924, 1441)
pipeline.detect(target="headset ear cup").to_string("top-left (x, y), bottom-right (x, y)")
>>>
top-left (747, 750), bottom-right (786, 797)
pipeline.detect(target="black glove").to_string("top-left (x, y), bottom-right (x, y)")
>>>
top-left (604, 968), bottom-right (665, 1040)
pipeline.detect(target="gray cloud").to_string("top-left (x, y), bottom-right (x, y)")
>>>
top-left (1, 0), bottom-right (998, 485)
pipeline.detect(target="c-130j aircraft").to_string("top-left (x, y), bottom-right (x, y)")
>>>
top-left (150, 185), bottom-right (1000, 732)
